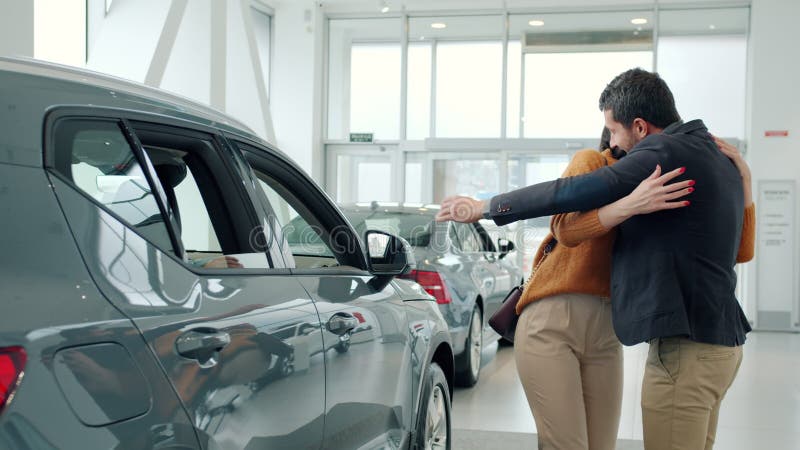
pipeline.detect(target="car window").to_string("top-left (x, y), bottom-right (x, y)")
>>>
top-left (52, 119), bottom-right (175, 254)
top-left (473, 222), bottom-right (497, 252)
top-left (341, 210), bottom-right (434, 247)
top-left (253, 173), bottom-right (340, 269)
top-left (132, 128), bottom-right (270, 270)
top-left (232, 140), bottom-right (368, 270)
top-left (448, 224), bottom-right (461, 251)
top-left (455, 223), bottom-right (482, 253)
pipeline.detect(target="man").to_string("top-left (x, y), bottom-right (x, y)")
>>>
top-left (437, 68), bottom-right (751, 449)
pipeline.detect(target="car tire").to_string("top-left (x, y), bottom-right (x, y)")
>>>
top-left (415, 362), bottom-right (451, 450)
top-left (455, 306), bottom-right (482, 387)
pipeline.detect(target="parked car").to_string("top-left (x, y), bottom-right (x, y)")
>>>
top-left (0, 57), bottom-right (453, 450)
top-left (304, 203), bottom-right (526, 387)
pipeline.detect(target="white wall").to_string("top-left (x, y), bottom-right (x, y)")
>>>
top-left (745, 0), bottom-right (800, 327)
top-left (85, 0), bottom-right (276, 144)
top-left (269, 0), bottom-right (320, 176)
top-left (0, 1), bottom-right (33, 57)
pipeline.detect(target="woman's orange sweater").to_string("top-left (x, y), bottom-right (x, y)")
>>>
top-left (516, 148), bottom-right (756, 315)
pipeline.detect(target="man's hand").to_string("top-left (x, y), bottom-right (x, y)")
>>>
top-left (435, 196), bottom-right (486, 223)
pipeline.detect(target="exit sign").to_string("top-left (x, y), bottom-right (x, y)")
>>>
top-left (349, 133), bottom-right (374, 143)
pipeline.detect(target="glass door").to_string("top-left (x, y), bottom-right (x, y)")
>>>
top-left (325, 144), bottom-right (399, 204)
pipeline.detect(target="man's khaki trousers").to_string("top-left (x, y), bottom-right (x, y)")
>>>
top-left (642, 336), bottom-right (744, 450)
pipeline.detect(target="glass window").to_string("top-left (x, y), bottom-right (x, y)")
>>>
top-left (253, 172), bottom-right (340, 269)
top-left (251, 5), bottom-right (272, 97)
top-left (509, 11), bottom-right (654, 138)
top-left (448, 224), bottom-right (461, 251)
top-left (506, 40), bottom-right (522, 138)
top-left (341, 209), bottom-right (435, 247)
top-left (455, 223), bottom-right (481, 253)
top-left (327, 18), bottom-right (401, 140)
top-left (657, 8), bottom-right (749, 138)
top-left (435, 41), bottom-right (503, 137)
top-left (350, 44), bottom-right (401, 139)
top-left (335, 154), bottom-right (393, 203)
top-left (507, 154), bottom-right (570, 191)
top-left (143, 148), bottom-right (221, 257)
top-left (406, 43), bottom-right (432, 140)
top-left (140, 142), bottom-right (268, 270)
top-left (54, 119), bottom-right (175, 253)
top-left (523, 51), bottom-right (652, 138)
top-left (405, 161), bottom-right (423, 203)
top-left (409, 15), bottom-right (504, 138)
top-left (432, 158), bottom-right (500, 203)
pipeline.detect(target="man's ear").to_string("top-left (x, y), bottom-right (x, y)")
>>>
top-left (632, 118), bottom-right (649, 139)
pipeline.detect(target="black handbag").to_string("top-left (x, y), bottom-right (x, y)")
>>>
top-left (488, 285), bottom-right (523, 342)
top-left (488, 238), bottom-right (557, 343)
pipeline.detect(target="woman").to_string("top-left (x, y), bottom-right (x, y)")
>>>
top-left (513, 129), bottom-right (755, 450)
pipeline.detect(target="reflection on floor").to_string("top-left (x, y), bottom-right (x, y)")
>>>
top-left (452, 331), bottom-right (800, 450)
top-left (453, 429), bottom-right (644, 450)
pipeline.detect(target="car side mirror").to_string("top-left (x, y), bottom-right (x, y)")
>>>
top-left (365, 230), bottom-right (415, 276)
top-left (497, 238), bottom-right (515, 259)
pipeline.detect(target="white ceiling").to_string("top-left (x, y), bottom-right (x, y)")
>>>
top-left (320, 0), bottom-right (748, 14)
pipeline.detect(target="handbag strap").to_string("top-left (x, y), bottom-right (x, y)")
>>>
top-left (523, 237), bottom-right (557, 289)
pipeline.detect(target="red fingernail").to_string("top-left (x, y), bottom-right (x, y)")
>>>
top-left (684, 201), bottom-right (691, 206)
top-left (688, 187), bottom-right (694, 193)
top-left (679, 167), bottom-right (686, 174)
top-left (688, 180), bottom-right (696, 186)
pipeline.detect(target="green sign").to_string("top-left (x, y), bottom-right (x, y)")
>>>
top-left (349, 133), bottom-right (374, 143)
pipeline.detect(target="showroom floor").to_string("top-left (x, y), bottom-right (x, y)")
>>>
top-left (452, 331), bottom-right (800, 450)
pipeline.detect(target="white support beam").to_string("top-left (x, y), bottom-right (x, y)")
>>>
top-left (144, 0), bottom-right (188, 87)
top-left (239, 0), bottom-right (276, 143)
top-left (210, 0), bottom-right (227, 111)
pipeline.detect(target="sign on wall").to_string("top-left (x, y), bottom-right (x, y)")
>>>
top-left (756, 180), bottom-right (797, 330)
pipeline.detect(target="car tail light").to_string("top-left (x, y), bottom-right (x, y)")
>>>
top-left (400, 270), bottom-right (452, 305)
top-left (0, 346), bottom-right (27, 414)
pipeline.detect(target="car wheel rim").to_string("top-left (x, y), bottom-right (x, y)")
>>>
top-left (470, 309), bottom-right (482, 378)
top-left (425, 385), bottom-right (448, 450)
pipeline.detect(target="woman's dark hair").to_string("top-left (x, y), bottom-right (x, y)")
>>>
top-left (599, 127), bottom-right (611, 151)
top-left (599, 126), bottom-right (627, 159)
top-left (598, 68), bottom-right (681, 129)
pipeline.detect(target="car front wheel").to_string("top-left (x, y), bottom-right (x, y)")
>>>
top-left (415, 362), bottom-right (451, 450)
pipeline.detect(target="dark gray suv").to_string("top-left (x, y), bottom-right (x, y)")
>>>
top-left (282, 203), bottom-right (524, 387)
top-left (0, 57), bottom-right (453, 450)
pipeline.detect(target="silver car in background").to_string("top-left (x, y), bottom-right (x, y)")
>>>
top-left (337, 203), bottom-right (526, 387)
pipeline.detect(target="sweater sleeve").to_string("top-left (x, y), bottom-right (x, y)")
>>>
top-left (736, 203), bottom-right (756, 263)
top-left (550, 150), bottom-right (612, 248)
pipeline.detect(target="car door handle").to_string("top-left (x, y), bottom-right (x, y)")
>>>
top-left (175, 328), bottom-right (231, 361)
top-left (326, 313), bottom-right (359, 336)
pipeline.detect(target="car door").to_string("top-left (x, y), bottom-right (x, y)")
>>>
top-left (472, 222), bottom-right (514, 321)
top-left (46, 112), bottom-right (326, 450)
top-left (452, 222), bottom-right (496, 305)
top-left (231, 140), bottom-right (415, 450)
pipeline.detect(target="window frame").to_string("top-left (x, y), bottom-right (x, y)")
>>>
top-left (453, 222), bottom-right (482, 254)
top-left (230, 137), bottom-right (370, 273)
top-left (44, 106), bottom-right (275, 274)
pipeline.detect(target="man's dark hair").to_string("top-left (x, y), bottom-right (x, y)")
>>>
top-left (599, 68), bottom-right (681, 129)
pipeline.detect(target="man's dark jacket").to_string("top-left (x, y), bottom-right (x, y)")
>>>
top-left (489, 120), bottom-right (751, 346)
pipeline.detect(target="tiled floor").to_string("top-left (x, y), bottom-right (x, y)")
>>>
top-left (452, 331), bottom-right (800, 449)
